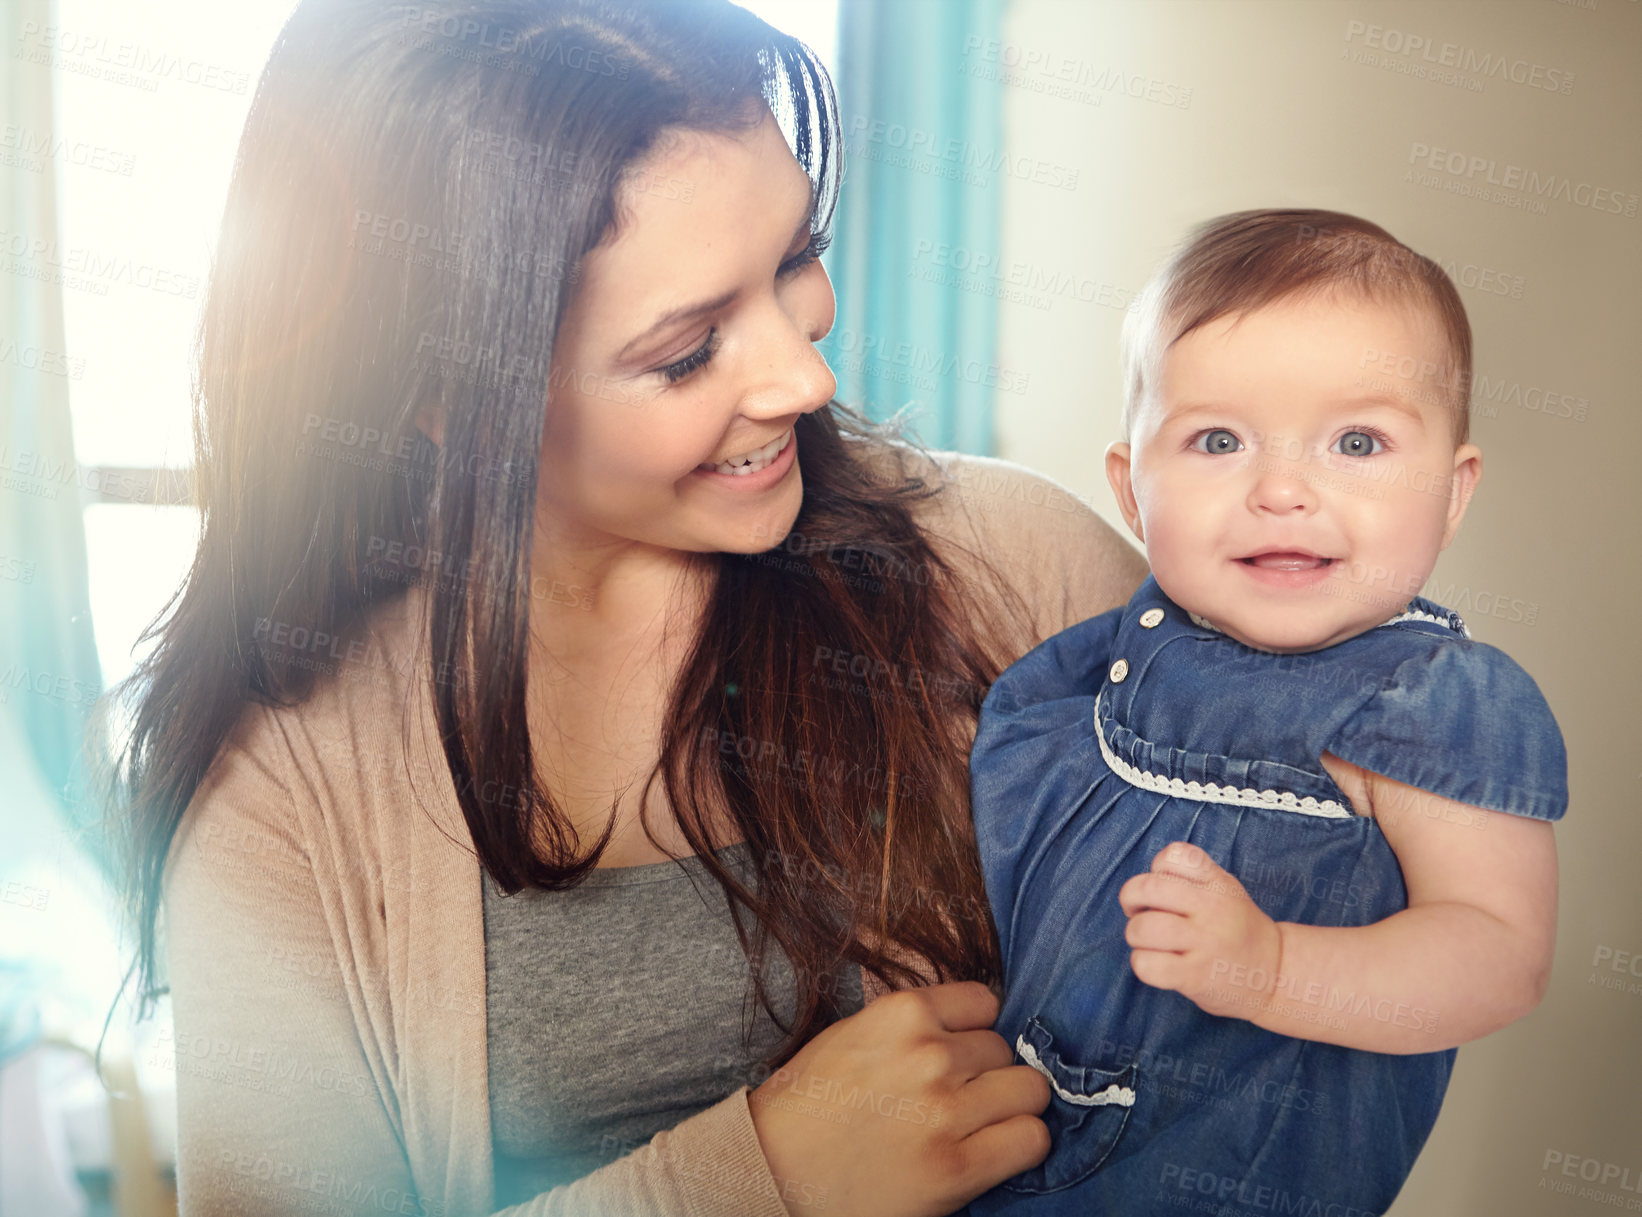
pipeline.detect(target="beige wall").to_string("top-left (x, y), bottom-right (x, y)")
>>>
top-left (989, 1), bottom-right (1641, 1214)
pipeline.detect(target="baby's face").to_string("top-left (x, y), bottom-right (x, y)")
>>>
top-left (1105, 291), bottom-right (1482, 654)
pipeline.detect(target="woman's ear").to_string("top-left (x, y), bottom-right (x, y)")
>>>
top-left (414, 404), bottom-right (445, 447)
top-left (1104, 441), bottom-right (1144, 543)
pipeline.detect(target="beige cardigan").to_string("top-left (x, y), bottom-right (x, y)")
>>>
top-left (161, 449), bottom-right (1147, 1217)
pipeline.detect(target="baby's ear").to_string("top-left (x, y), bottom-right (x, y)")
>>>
top-left (1104, 442), bottom-right (1144, 543)
top-left (1440, 443), bottom-right (1483, 548)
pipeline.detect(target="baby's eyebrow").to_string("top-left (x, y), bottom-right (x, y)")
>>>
top-left (1336, 393), bottom-right (1425, 426)
top-left (1156, 402), bottom-right (1245, 425)
top-left (1161, 396), bottom-right (1426, 426)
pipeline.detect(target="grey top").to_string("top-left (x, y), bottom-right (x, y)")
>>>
top-left (482, 839), bottom-right (866, 1206)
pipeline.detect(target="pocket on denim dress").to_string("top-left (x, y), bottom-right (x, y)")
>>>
top-left (1002, 1014), bottom-right (1138, 1195)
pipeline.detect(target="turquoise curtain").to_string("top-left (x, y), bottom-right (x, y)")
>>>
top-left (1, 0), bottom-right (104, 838)
top-left (820, 0), bottom-right (1006, 455)
top-left (2, 0), bottom-right (109, 946)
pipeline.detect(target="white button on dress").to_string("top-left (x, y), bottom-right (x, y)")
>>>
top-left (1139, 608), bottom-right (1165, 629)
top-left (1109, 658), bottom-right (1129, 683)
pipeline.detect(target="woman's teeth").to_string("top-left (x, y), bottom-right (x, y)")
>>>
top-left (699, 428), bottom-right (792, 476)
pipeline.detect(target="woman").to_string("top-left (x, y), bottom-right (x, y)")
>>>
top-left (109, 1), bottom-right (1148, 1213)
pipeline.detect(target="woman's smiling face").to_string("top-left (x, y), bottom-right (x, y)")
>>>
top-left (537, 104), bottom-right (838, 560)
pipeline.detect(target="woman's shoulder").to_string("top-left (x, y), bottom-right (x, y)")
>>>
top-left (170, 588), bottom-right (443, 878)
top-left (858, 438), bottom-right (1150, 649)
top-left (246, 584), bottom-right (434, 736)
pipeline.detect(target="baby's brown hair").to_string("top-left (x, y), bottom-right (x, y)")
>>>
top-left (1120, 209), bottom-right (1473, 444)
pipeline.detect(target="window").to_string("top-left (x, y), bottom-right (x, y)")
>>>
top-left (738, 0), bottom-right (838, 71)
top-left (57, 0), bottom-right (296, 687)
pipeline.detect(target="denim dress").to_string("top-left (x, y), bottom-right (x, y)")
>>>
top-left (960, 574), bottom-right (1567, 1217)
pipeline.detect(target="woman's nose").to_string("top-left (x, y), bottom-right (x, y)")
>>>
top-left (738, 297), bottom-right (838, 420)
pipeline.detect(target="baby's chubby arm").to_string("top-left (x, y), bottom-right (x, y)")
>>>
top-left (1118, 759), bottom-right (1558, 1054)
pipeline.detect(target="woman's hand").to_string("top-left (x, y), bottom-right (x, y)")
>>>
top-left (747, 980), bottom-right (1052, 1217)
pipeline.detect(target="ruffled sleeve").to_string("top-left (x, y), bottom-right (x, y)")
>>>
top-left (1323, 636), bottom-right (1568, 822)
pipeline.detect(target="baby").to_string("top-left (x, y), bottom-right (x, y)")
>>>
top-left (962, 209), bottom-right (1567, 1217)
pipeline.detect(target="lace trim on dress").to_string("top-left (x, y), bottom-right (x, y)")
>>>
top-left (1015, 1036), bottom-right (1136, 1108)
top-left (1095, 710), bottom-right (1355, 820)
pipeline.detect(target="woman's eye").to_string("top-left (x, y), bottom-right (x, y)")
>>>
top-left (1194, 429), bottom-right (1243, 455)
top-left (652, 232), bottom-right (830, 385)
top-left (778, 230), bottom-right (831, 279)
top-left (657, 327), bottom-right (720, 384)
top-left (1333, 429), bottom-right (1386, 457)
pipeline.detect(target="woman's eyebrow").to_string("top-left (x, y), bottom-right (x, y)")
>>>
top-left (612, 188), bottom-right (819, 367)
top-left (614, 289), bottom-right (738, 367)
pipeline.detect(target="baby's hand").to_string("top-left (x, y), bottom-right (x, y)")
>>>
top-left (1118, 842), bottom-right (1282, 1021)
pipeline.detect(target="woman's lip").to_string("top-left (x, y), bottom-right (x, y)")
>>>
top-left (697, 428), bottom-right (794, 472)
top-left (691, 428), bottom-right (797, 489)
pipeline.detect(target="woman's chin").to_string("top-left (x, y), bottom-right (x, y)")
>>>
top-left (704, 497), bottom-right (804, 555)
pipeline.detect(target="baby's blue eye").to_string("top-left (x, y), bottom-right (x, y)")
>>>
top-left (1334, 430), bottom-right (1384, 457)
top-left (1196, 429), bottom-right (1242, 455)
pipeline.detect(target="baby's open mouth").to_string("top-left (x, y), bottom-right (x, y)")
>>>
top-left (1238, 552), bottom-right (1337, 571)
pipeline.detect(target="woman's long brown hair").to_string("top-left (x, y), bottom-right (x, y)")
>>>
top-left (106, 0), bottom-right (1033, 1078)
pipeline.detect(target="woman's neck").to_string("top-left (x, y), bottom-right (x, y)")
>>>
top-left (525, 537), bottom-right (714, 672)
